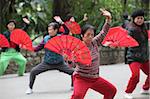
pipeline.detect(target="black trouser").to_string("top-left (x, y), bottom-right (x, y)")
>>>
top-left (29, 61), bottom-right (74, 89)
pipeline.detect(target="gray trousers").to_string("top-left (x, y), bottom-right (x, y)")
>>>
top-left (29, 61), bottom-right (74, 89)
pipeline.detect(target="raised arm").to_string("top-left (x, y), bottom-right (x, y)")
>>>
top-left (62, 24), bottom-right (70, 35)
top-left (53, 16), bottom-right (69, 35)
top-left (93, 9), bottom-right (112, 46)
top-left (21, 17), bottom-right (30, 31)
top-left (78, 13), bottom-right (88, 25)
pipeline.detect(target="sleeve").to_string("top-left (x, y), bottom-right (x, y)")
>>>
top-left (78, 20), bottom-right (84, 25)
top-left (21, 22), bottom-right (29, 31)
top-left (34, 40), bottom-right (45, 52)
top-left (15, 45), bottom-right (20, 52)
top-left (1, 47), bottom-right (7, 52)
top-left (62, 24), bottom-right (69, 35)
top-left (93, 22), bottom-right (110, 46)
top-left (127, 28), bottom-right (136, 38)
top-left (78, 20), bottom-right (87, 26)
top-left (67, 61), bottom-right (76, 68)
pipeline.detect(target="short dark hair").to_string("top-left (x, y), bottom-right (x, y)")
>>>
top-left (6, 19), bottom-right (16, 26)
top-left (6, 19), bottom-right (16, 29)
top-left (48, 22), bottom-right (60, 31)
top-left (131, 9), bottom-right (144, 19)
top-left (81, 24), bottom-right (96, 37)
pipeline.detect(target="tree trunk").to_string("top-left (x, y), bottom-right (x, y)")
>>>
top-left (0, 0), bottom-right (16, 32)
top-left (123, 0), bottom-right (127, 12)
top-left (141, 0), bottom-right (149, 16)
top-left (52, 0), bottom-right (72, 20)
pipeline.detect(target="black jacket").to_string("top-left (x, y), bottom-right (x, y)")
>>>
top-left (125, 22), bottom-right (149, 64)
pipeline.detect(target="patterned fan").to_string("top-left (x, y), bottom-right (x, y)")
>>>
top-left (102, 26), bottom-right (139, 47)
top-left (44, 35), bottom-right (92, 65)
top-left (10, 29), bottom-right (34, 51)
top-left (64, 21), bottom-right (81, 34)
top-left (0, 34), bottom-right (10, 48)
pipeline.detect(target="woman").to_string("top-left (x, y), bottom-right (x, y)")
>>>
top-left (124, 9), bottom-right (149, 98)
top-left (0, 17), bottom-right (30, 76)
top-left (26, 22), bottom-right (74, 94)
top-left (70, 9), bottom-right (117, 99)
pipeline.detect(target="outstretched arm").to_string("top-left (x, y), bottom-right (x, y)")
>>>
top-left (21, 17), bottom-right (30, 31)
top-left (93, 9), bottom-right (112, 46)
top-left (34, 40), bottom-right (45, 52)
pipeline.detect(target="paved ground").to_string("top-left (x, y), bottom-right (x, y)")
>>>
top-left (0, 63), bottom-right (149, 99)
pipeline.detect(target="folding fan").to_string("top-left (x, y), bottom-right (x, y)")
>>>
top-left (10, 29), bottom-right (34, 51)
top-left (44, 35), bottom-right (92, 65)
top-left (64, 21), bottom-right (81, 34)
top-left (102, 26), bottom-right (139, 47)
top-left (0, 34), bottom-right (10, 48)
top-left (59, 26), bottom-right (65, 33)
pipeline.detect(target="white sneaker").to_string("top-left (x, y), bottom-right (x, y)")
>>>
top-left (124, 93), bottom-right (133, 99)
top-left (140, 89), bottom-right (149, 94)
top-left (26, 87), bottom-right (33, 94)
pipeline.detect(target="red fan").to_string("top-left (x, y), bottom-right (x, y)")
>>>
top-left (10, 29), bottom-right (34, 51)
top-left (44, 35), bottom-right (92, 65)
top-left (102, 26), bottom-right (139, 47)
top-left (147, 30), bottom-right (150, 41)
top-left (0, 34), bottom-right (10, 48)
top-left (59, 26), bottom-right (65, 33)
top-left (64, 21), bottom-right (81, 34)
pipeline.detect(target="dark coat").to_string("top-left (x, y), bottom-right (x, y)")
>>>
top-left (125, 22), bottom-right (149, 64)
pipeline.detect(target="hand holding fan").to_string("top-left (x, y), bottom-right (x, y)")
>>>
top-left (102, 26), bottom-right (139, 47)
top-left (44, 35), bottom-right (92, 65)
top-left (64, 21), bottom-right (81, 34)
top-left (0, 34), bottom-right (10, 48)
top-left (10, 29), bottom-right (34, 51)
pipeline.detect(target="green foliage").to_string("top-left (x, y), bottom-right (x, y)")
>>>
top-left (15, 0), bottom-right (53, 34)
top-left (68, 0), bottom-right (123, 34)
top-left (1, 0), bottom-right (149, 36)
top-left (69, 0), bottom-right (149, 34)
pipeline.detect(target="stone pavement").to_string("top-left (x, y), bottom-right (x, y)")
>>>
top-left (0, 63), bottom-right (149, 99)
